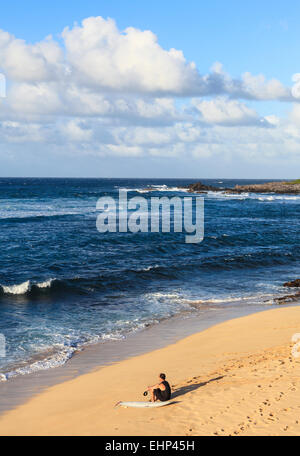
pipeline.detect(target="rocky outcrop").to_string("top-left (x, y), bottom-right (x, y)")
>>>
top-left (274, 279), bottom-right (300, 304)
top-left (228, 181), bottom-right (300, 194)
top-left (187, 182), bottom-right (222, 193)
top-left (273, 293), bottom-right (300, 305)
top-left (187, 180), bottom-right (300, 194)
top-left (283, 279), bottom-right (300, 288)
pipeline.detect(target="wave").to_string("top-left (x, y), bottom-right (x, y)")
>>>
top-left (184, 293), bottom-right (275, 306)
top-left (137, 265), bottom-right (159, 272)
top-left (257, 195), bottom-right (300, 201)
top-left (0, 285), bottom-right (294, 381)
top-left (121, 188), bottom-right (300, 202)
top-left (0, 267), bottom-right (169, 298)
top-left (0, 346), bottom-right (77, 382)
top-left (0, 279), bottom-right (55, 296)
top-left (205, 191), bottom-right (300, 202)
top-left (0, 316), bottom-right (164, 382)
top-left (0, 208), bottom-right (96, 222)
top-left (118, 185), bottom-right (188, 193)
top-left (1, 247), bottom-right (298, 298)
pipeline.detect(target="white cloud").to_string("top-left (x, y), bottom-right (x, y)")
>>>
top-left (8, 82), bottom-right (63, 115)
top-left (62, 120), bottom-right (93, 142)
top-left (241, 72), bottom-right (289, 100)
top-left (62, 16), bottom-right (199, 95)
top-left (0, 15), bottom-right (299, 172)
top-left (0, 17), bottom-right (293, 100)
top-left (264, 114), bottom-right (280, 126)
top-left (192, 97), bottom-right (260, 126)
top-left (0, 31), bottom-right (64, 82)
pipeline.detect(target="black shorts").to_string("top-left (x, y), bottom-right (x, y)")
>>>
top-left (153, 388), bottom-right (169, 402)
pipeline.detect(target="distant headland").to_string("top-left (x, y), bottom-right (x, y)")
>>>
top-left (187, 179), bottom-right (300, 194)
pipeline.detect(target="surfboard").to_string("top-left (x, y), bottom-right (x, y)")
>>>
top-left (115, 400), bottom-right (172, 408)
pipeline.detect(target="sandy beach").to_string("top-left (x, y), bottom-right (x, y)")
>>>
top-left (0, 305), bottom-right (300, 436)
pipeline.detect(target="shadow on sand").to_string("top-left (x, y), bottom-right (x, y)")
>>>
top-left (171, 376), bottom-right (224, 399)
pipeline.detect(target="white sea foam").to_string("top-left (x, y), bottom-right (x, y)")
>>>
top-left (0, 346), bottom-right (77, 381)
top-left (258, 196), bottom-right (274, 201)
top-left (150, 185), bottom-right (188, 192)
top-left (117, 186), bottom-right (300, 201)
top-left (257, 195), bottom-right (300, 201)
top-left (0, 287), bottom-right (285, 382)
top-left (0, 316), bottom-right (168, 381)
top-left (205, 191), bottom-right (300, 202)
top-left (36, 279), bottom-right (54, 289)
top-left (206, 191), bottom-right (250, 200)
top-left (138, 265), bottom-right (159, 272)
top-left (2, 280), bottom-right (31, 295)
top-left (148, 292), bottom-right (181, 299)
top-left (194, 295), bottom-right (257, 304)
top-left (119, 185), bottom-right (188, 194)
top-left (0, 201), bottom-right (96, 220)
top-left (1, 278), bottom-right (54, 295)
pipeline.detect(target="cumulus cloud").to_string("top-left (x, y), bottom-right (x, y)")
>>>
top-left (62, 16), bottom-right (200, 95)
top-left (0, 30), bottom-right (64, 82)
top-left (192, 97), bottom-right (261, 126)
top-left (0, 80), bottom-right (183, 128)
top-left (60, 18), bottom-right (292, 99)
top-left (240, 72), bottom-right (290, 100)
top-left (0, 15), bottom-right (299, 171)
top-left (0, 16), bottom-right (293, 100)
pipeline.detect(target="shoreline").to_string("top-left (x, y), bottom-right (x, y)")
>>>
top-left (187, 179), bottom-right (300, 194)
top-left (2, 286), bottom-right (298, 392)
top-left (0, 305), bottom-right (300, 435)
top-left (0, 300), bottom-right (273, 415)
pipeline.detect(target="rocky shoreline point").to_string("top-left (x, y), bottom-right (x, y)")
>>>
top-left (272, 279), bottom-right (300, 305)
top-left (187, 180), bottom-right (300, 194)
top-left (284, 279), bottom-right (300, 288)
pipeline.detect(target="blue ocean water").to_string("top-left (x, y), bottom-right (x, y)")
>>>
top-left (0, 178), bottom-right (299, 380)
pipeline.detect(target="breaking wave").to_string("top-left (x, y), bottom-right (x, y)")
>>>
top-left (1, 279), bottom-right (55, 295)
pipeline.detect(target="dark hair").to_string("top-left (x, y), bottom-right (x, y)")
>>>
top-left (159, 373), bottom-right (166, 380)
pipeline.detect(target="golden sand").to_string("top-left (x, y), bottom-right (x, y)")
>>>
top-left (0, 306), bottom-right (300, 436)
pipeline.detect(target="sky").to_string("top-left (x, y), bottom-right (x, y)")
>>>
top-left (0, 0), bottom-right (300, 178)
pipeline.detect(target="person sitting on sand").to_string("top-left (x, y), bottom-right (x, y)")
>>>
top-left (147, 373), bottom-right (171, 402)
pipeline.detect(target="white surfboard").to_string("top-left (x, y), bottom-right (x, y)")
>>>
top-left (115, 400), bottom-right (172, 408)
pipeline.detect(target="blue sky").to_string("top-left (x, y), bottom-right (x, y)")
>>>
top-left (2, 0), bottom-right (298, 82)
top-left (0, 1), bottom-right (300, 177)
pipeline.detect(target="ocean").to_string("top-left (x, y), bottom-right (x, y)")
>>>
top-left (0, 177), bottom-right (299, 381)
